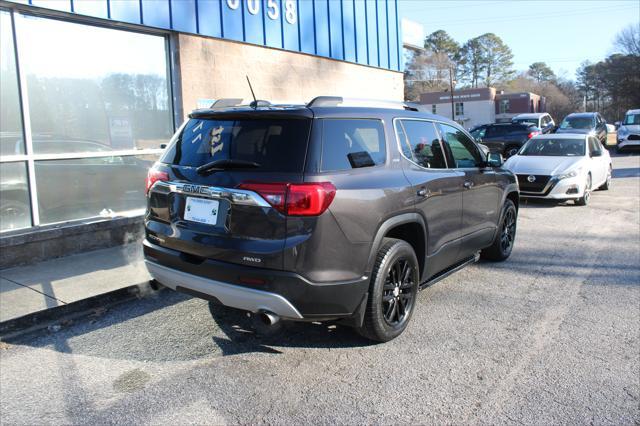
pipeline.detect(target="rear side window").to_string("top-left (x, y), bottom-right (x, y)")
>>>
top-left (397, 120), bottom-right (447, 169)
top-left (320, 119), bottom-right (386, 172)
top-left (161, 118), bottom-right (311, 172)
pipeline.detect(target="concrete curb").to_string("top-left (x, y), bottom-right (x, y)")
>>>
top-left (0, 281), bottom-right (162, 341)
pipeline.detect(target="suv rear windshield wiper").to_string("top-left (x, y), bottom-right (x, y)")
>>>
top-left (196, 159), bottom-right (261, 175)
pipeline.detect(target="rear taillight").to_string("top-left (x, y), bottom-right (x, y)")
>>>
top-left (238, 182), bottom-right (336, 216)
top-left (146, 168), bottom-right (169, 194)
top-left (528, 131), bottom-right (541, 139)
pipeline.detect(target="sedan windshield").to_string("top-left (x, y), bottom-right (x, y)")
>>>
top-left (559, 116), bottom-right (594, 130)
top-left (520, 138), bottom-right (585, 156)
top-left (623, 113), bottom-right (640, 125)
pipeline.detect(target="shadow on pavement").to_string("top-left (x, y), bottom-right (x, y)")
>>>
top-left (612, 167), bottom-right (640, 178)
top-left (10, 288), bottom-right (372, 363)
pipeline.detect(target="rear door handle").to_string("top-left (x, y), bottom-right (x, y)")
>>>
top-left (463, 181), bottom-right (474, 189)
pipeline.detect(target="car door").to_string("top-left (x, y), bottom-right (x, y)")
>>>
top-left (481, 125), bottom-right (507, 153)
top-left (437, 122), bottom-right (503, 259)
top-left (395, 119), bottom-right (465, 280)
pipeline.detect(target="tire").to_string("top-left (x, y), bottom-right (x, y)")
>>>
top-left (575, 174), bottom-right (592, 206)
top-left (481, 199), bottom-right (517, 261)
top-left (504, 145), bottom-right (520, 158)
top-left (357, 238), bottom-right (419, 342)
top-left (599, 166), bottom-right (612, 190)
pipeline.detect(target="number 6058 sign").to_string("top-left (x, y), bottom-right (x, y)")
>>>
top-left (226, 0), bottom-right (297, 24)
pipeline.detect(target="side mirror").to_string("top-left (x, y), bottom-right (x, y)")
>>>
top-left (487, 152), bottom-right (503, 167)
top-left (591, 150), bottom-right (603, 157)
top-left (614, 121), bottom-right (621, 130)
top-left (160, 143), bottom-right (167, 149)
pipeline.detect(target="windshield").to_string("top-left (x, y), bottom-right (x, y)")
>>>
top-left (513, 118), bottom-right (538, 126)
top-left (520, 138), bottom-right (585, 156)
top-left (623, 113), bottom-right (640, 125)
top-left (560, 116), bottom-right (594, 130)
top-left (161, 118), bottom-right (311, 172)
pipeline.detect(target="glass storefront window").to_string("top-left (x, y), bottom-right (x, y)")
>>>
top-left (34, 154), bottom-right (158, 225)
top-left (17, 15), bottom-right (173, 154)
top-left (0, 10), bottom-right (25, 157)
top-left (0, 162), bottom-right (31, 231)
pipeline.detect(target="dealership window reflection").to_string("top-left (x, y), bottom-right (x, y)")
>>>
top-left (17, 14), bottom-right (173, 154)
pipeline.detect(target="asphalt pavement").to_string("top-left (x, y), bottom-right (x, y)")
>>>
top-left (1, 153), bottom-right (638, 425)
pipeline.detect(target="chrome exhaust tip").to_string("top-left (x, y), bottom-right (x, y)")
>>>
top-left (259, 311), bottom-right (280, 326)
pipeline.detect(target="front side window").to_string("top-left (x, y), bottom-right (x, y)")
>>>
top-left (438, 123), bottom-right (482, 168)
top-left (470, 126), bottom-right (486, 140)
top-left (588, 137), bottom-right (601, 155)
top-left (397, 120), bottom-right (447, 169)
top-left (320, 119), bottom-right (386, 172)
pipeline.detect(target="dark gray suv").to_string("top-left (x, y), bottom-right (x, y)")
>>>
top-left (144, 98), bottom-right (520, 342)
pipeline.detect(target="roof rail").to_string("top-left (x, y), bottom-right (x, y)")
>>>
top-left (307, 96), bottom-right (421, 111)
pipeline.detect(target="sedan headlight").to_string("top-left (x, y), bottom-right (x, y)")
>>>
top-left (556, 169), bottom-right (580, 180)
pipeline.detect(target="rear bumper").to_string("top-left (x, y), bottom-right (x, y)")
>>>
top-left (143, 239), bottom-right (369, 320)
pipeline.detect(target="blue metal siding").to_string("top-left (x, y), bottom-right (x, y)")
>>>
top-left (342, 0), bottom-right (355, 63)
top-left (141, 0), bottom-right (170, 29)
top-left (328, 0), bottom-right (343, 60)
top-left (197, 0), bottom-right (223, 38)
top-left (263, 0), bottom-right (282, 48)
top-left (10, 0), bottom-right (402, 72)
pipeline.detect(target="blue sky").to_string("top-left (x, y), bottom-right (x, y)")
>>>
top-left (399, 0), bottom-right (640, 80)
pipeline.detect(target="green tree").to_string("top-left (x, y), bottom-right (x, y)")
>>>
top-left (477, 33), bottom-right (514, 87)
top-left (460, 37), bottom-right (484, 88)
top-left (528, 62), bottom-right (556, 83)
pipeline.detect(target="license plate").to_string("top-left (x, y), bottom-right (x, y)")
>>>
top-left (184, 197), bottom-right (219, 225)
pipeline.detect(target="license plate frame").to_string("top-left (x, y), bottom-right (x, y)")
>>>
top-left (184, 197), bottom-right (220, 226)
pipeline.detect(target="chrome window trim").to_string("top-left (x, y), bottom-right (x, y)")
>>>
top-left (152, 181), bottom-right (271, 208)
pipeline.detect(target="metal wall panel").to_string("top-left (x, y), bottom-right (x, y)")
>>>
top-left (342, 0), bottom-right (355, 63)
top-left (263, 0), bottom-right (282, 48)
top-left (313, 0), bottom-right (330, 57)
top-left (242, 0), bottom-right (264, 45)
top-left (10, 0), bottom-right (402, 71)
top-left (172, 0), bottom-right (197, 33)
top-left (328, 0), bottom-right (343, 60)
top-left (197, 0), bottom-right (223, 38)
top-left (141, 0), bottom-right (170, 29)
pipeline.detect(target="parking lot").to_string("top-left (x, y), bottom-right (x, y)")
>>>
top-left (1, 153), bottom-right (638, 425)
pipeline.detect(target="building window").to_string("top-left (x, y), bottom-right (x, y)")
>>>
top-left (499, 99), bottom-right (510, 114)
top-left (0, 11), bottom-right (173, 231)
top-left (432, 104), bottom-right (437, 114)
top-left (455, 102), bottom-right (464, 117)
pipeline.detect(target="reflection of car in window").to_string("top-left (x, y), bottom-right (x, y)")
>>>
top-left (0, 135), bottom-right (153, 228)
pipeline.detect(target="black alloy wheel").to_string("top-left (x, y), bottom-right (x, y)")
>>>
top-left (381, 258), bottom-right (416, 327)
top-left (500, 207), bottom-right (517, 255)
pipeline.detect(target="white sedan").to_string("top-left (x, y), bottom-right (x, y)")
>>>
top-left (503, 133), bottom-right (612, 206)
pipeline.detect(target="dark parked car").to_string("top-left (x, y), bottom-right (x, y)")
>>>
top-left (143, 97), bottom-right (520, 342)
top-left (469, 123), bottom-right (541, 158)
top-left (556, 112), bottom-right (607, 144)
top-left (511, 113), bottom-right (556, 134)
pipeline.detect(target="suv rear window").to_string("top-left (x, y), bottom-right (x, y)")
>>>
top-left (160, 118), bottom-right (311, 172)
top-left (321, 119), bottom-right (386, 172)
